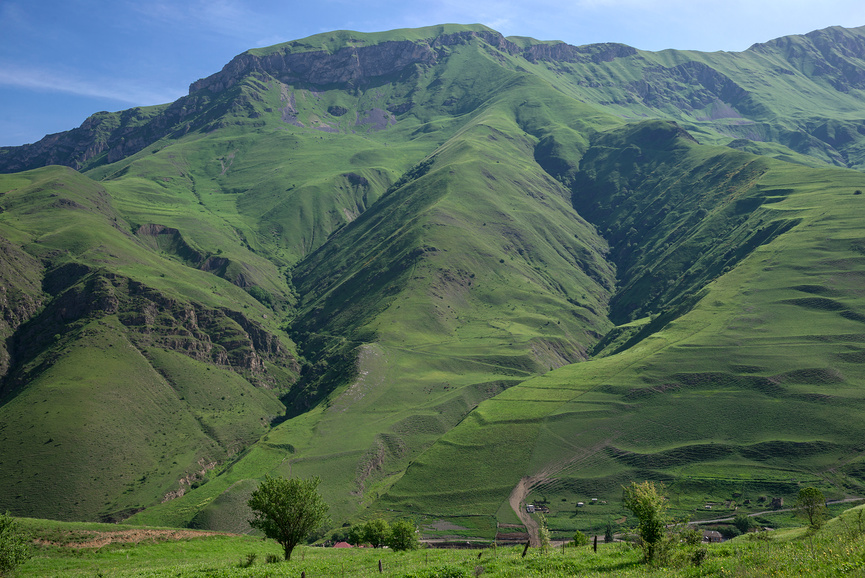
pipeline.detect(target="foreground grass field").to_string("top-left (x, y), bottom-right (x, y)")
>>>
top-left (11, 504), bottom-right (865, 577)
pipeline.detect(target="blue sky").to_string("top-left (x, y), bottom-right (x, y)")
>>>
top-left (2, 0), bottom-right (864, 146)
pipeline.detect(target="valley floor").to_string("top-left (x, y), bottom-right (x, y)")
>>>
top-left (12, 503), bottom-right (865, 577)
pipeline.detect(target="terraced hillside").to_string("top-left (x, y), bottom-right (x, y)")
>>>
top-left (1, 23), bottom-right (865, 535)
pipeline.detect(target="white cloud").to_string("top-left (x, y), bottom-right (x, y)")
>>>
top-left (124, 0), bottom-right (267, 41)
top-left (0, 64), bottom-right (184, 106)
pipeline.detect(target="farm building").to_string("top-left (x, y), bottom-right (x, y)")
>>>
top-left (703, 531), bottom-right (723, 543)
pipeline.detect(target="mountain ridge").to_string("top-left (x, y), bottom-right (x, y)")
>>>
top-left (5, 23), bottom-right (865, 174)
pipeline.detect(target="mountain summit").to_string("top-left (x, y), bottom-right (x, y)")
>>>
top-left (2, 24), bottom-right (865, 537)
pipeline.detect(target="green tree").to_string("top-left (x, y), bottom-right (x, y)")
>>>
top-left (247, 475), bottom-right (330, 561)
top-left (346, 524), bottom-right (364, 545)
top-left (0, 512), bottom-right (31, 577)
top-left (573, 530), bottom-right (590, 547)
top-left (387, 520), bottom-right (419, 551)
top-left (622, 481), bottom-right (669, 564)
top-left (733, 513), bottom-right (754, 534)
top-left (604, 522), bottom-right (614, 543)
top-left (538, 514), bottom-right (551, 553)
top-left (362, 519), bottom-right (390, 548)
top-left (795, 487), bottom-right (828, 529)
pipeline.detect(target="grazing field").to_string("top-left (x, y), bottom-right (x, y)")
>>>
top-left (10, 503), bottom-right (865, 576)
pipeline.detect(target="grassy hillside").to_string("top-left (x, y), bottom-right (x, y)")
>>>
top-left (126, 42), bottom-right (627, 529)
top-left (3, 24), bottom-right (865, 539)
top-left (0, 167), bottom-right (298, 522)
top-left (381, 147), bottom-right (865, 534)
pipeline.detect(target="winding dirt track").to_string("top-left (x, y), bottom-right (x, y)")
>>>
top-left (509, 475), bottom-right (544, 546)
top-left (507, 435), bottom-right (621, 546)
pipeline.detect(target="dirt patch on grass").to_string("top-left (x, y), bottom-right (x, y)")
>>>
top-left (424, 520), bottom-right (469, 532)
top-left (34, 528), bottom-right (229, 549)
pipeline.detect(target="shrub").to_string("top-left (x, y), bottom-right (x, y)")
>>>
top-left (238, 552), bottom-right (256, 568)
top-left (538, 514), bottom-right (551, 553)
top-left (0, 512), bottom-right (30, 576)
top-left (604, 522), bottom-right (614, 543)
top-left (573, 530), bottom-right (590, 547)
top-left (733, 513), bottom-right (755, 534)
top-left (265, 553), bottom-right (281, 564)
top-left (691, 546), bottom-right (709, 566)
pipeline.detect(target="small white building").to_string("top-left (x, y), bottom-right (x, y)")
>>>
top-left (526, 504), bottom-right (535, 513)
top-left (577, 502), bottom-right (585, 507)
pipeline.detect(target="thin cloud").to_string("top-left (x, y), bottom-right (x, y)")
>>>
top-left (0, 64), bottom-right (184, 106)
top-left (125, 0), bottom-right (268, 42)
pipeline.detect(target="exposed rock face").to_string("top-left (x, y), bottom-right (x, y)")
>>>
top-left (187, 30), bottom-right (635, 96)
top-left (522, 41), bottom-right (636, 64)
top-left (0, 240), bottom-right (45, 379)
top-left (3, 264), bottom-right (297, 396)
top-left (190, 40), bottom-right (438, 93)
top-left (749, 25), bottom-right (865, 90)
top-left (135, 224), bottom-right (264, 291)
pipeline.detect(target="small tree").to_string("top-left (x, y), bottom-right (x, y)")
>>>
top-left (388, 520), bottom-right (419, 551)
top-left (604, 522), bottom-right (614, 543)
top-left (538, 514), bottom-right (551, 553)
top-left (795, 487), bottom-right (828, 529)
top-left (0, 512), bottom-right (30, 577)
top-left (733, 513), bottom-right (754, 534)
top-left (622, 481), bottom-right (669, 564)
top-left (247, 475), bottom-right (330, 561)
top-left (346, 524), bottom-right (364, 545)
top-left (573, 530), bottom-right (590, 547)
top-left (362, 519), bottom-right (390, 548)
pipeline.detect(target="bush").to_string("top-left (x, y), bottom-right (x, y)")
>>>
top-left (681, 527), bottom-right (702, 546)
top-left (733, 513), bottom-right (755, 534)
top-left (247, 286), bottom-right (273, 306)
top-left (265, 553), bottom-right (281, 564)
top-left (573, 530), bottom-right (590, 547)
top-left (238, 552), bottom-right (257, 568)
top-left (715, 525), bottom-right (741, 539)
top-left (0, 512), bottom-right (30, 576)
top-left (691, 546), bottom-right (709, 566)
top-left (604, 522), bottom-right (614, 543)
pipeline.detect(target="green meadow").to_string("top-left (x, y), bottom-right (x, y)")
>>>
top-left (9, 503), bottom-right (865, 576)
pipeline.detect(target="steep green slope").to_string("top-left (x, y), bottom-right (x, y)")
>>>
top-left (126, 39), bottom-right (627, 528)
top-left (381, 131), bottom-right (865, 535)
top-left (513, 25), bottom-right (865, 169)
top-left (0, 167), bottom-right (298, 521)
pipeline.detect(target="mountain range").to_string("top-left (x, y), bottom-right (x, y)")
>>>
top-left (2, 23), bottom-right (865, 539)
